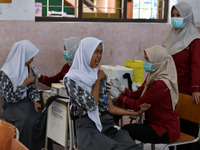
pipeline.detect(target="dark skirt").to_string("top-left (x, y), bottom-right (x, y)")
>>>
top-left (2, 99), bottom-right (46, 150)
top-left (76, 114), bottom-right (142, 150)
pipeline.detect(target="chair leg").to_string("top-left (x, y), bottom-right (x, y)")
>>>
top-left (151, 144), bottom-right (155, 150)
top-left (174, 145), bottom-right (177, 150)
top-left (141, 142), bottom-right (144, 150)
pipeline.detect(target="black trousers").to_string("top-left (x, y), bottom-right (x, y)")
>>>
top-left (122, 123), bottom-right (169, 144)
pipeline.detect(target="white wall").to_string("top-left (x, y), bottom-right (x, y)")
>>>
top-left (0, 0), bottom-right (199, 23)
top-left (0, 0), bottom-right (35, 20)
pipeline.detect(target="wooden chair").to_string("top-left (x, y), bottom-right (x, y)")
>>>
top-left (10, 139), bottom-right (28, 150)
top-left (0, 120), bottom-right (23, 150)
top-left (138, 93), bottom-right (200, 150)
top-left (163, 93), bottom-right (200, 150)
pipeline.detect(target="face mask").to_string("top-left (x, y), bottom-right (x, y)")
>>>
top-left (143, 61), bottom-right (154, 73)
top-left (143, 59), bottom-right (168, 73)
top-left (63, 51), bottom-right (72, 61)
top-left (171, 17), bottom-right (185, 29)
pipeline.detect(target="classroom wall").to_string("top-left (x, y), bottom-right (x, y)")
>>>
top-left (0, 21), bottom-right (172, 77)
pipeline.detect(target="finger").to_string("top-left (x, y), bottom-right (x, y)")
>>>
top-left (29, 65), bottom-right (33, 76)
top-left (195, 97), bottom-right (199, 104)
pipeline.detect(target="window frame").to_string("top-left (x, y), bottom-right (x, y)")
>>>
top-left (35, 0), bottom-right (169, 23)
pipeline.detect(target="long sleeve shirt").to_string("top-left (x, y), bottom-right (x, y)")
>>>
top-left (39, 63), bottom-right (70, 87)
top-left (63, 76), bottom-right (109, 116)
top-left (118, 80), bottom-right (180, 143)
top-left (172, 39), bottom-right (200, 94)
top-left (0, 70), bottom-right (40, 103)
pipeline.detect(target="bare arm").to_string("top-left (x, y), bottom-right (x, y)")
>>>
top-left (108, 95), bottom-right (143, 116)
top-left (92, 70), bottom-right (105, 105)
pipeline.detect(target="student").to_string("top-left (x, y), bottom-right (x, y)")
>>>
top-left (32, 37), bottom-right (80, 87)
top-left (63, 37), bottom-right (150, 150)
top-left (163, 2), bottom-right (200, 150)
top-left (0, 40), bottom-right (46, 150)
top-left (109, 45), bottom-right (180, 144)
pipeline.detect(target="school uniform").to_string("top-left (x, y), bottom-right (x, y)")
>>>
top-left (64, 77), bottom-right (141, 150)
top-left (0, 40), bottom-right (46, 150)
top-left (63, 37), bottom-right (142, 150)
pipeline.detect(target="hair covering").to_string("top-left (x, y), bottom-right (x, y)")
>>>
top-left (141, 45), bottom-right (179, 110)
top-left (64, 37), bottom-right (104, 131)
top-left (163, 2), bottom-right (200, 55)
top-left (64, 37), bottom-right (81, 66)
top-left (1, 40), bottom-right (39, 92)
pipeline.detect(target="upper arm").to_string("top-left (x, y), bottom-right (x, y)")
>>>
top-left (64, 77), bottom-right (96, 111)
top-left (0, 71), bottom-right (26, 103)
top-left (190, 39), bottom-right (200, 90)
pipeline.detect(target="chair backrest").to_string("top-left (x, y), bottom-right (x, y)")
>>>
top-left (10, 139), bottom-right (28, 150)
top-left (176, 93), bottom-right (200, 124)
top-left (0, 120), bottom-right (16, 150)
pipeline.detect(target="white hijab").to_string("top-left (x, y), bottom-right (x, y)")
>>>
top-left (1, 40), bottom-right (39, 92)
top-left (141, 45), bottom-right (179, 110)
top-left (64, 37), bottom-right (104, 131)
top-left (163, 2), bottom-right (200, 55)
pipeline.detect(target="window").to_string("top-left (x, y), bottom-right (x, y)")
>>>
top-left (35, 0), bottom-right (168, 22)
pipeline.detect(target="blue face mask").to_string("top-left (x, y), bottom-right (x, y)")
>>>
top-left (171, 17), bottom-right (185, 29)
top-left (63, 51), bottom-right (72, 61)
top-left (143, 61), bottom-right (154, 73)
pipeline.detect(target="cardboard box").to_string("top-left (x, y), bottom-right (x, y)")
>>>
top-left (100, 65), bottom-right (133, 88)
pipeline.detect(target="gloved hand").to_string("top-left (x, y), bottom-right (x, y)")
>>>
top-left (106, 82), bottom-right (120, 99)
top-left (31, 65), bottom-right (41, 79)
top-left (110, 78), bottom-right (125, 93)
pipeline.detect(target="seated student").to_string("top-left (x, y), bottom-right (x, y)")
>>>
top-left (0, 40), bottom-right (46, 150)
top-left (109, 45), bottom-right (180, 144)
top-left (63, 37), bottom-right (150, 150)
top-left (32, 37), bottom-right (80, 87)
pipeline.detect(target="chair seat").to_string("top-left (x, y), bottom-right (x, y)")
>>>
top-left (175, 132), bottom-right (195, 143)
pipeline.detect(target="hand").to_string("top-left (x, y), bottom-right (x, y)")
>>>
top-left (31, 65), bottom-right (41, 79)
top-left (22, 65), bottom-right (35, 87)
top-left (98, 70), bottom-right (105, 81)
top-left (34, 101), bottom-right (41, 112)
top-left (110, 78), bottom-right (125, 93)
top-left (192, 92), bottom-right (200, 104)
top-left (140, 103), bottom-right (151, 112)
top-left (107, 85), bottom-right (120, 99)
